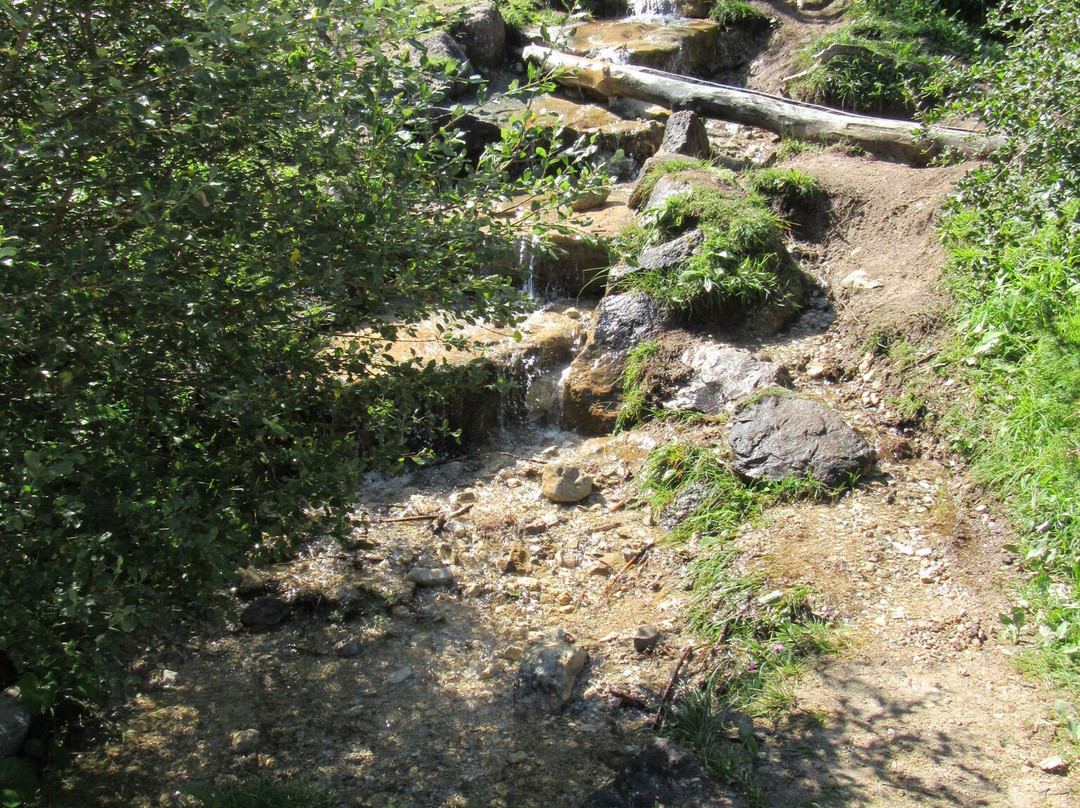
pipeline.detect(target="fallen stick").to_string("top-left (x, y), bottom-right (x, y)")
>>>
top-left (609, 687), bottom-right (649, 710)
top-left (654, 643), bottom-right (694, 730)
top-left (601, 541), bottom-right (655, 597)
top-left (523, 46), bottom-right (1004, 165)
top-left (365, 512), bottom-right (442, 524)
top-left (498, 450), bottom-right (548, 465)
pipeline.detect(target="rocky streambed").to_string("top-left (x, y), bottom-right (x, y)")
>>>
top-left (30, 1), bottom-right (1080, 806)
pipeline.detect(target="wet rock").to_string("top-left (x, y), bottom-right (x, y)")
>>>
top-left (580, 738), bottom-right (741, 808)
top-left (530, 95), bottom-right (663, 162)
top-left (240, 596), bottom-right (290, 630)
top-left (564, 19), bottom-right (720, 74)
top-left (633, 625), bottom-right (661, 653)
top-left (660, 110), bottom-right (710, 159)
top-left (334, 638), bottom-right (362, 658)
top-left (387, 667), bottom-right (413, 685)
top-left (563, 292), bottom-right (673, 434)
top-left (234, 566), bottom-right (268, 598)
top-left (230, 728), bottom-right (261, 754)
top-left (542, 463), bottom-right (594, 503)
top-left (728, 394), bottom-right (875, 487)
top-left (592, 292), bottom-right (671, 353)
top-left (665, 344), bottom-right (791, 414)
top-left (513, 628), bottom-right (588, 716)
top-left (406, 565), bottom-right (456, 587)
top-left (450, 1), bottom-right (506, 68)
top-left (0, 693), bottom-right (30, 757)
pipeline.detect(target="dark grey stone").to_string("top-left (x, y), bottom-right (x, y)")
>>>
top-left (580, 738), bottom-right (743, 808)
top-left (451, 2), bottom-right (506, 68)
top-left (240, 596), bottom-right (290, 630)
top-left (637, 230), bottom-right (704, 274)
top-left (592, 292), bottom-right (671, 352)
top-left (728, 394), bottom-right (875, 486)
top-left (661, 110), bottom-right (711, 159)
top-left (0, 693), bottom-right (30, 757)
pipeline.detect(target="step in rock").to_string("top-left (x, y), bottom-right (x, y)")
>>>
top-left (560, 19), bottom-right (721, 74)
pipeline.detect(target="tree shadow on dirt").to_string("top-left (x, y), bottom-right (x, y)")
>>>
top-left (758, 664), bottom-right (1002, 807)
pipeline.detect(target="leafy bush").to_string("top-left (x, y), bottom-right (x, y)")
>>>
top-left (941, 0), bottom-right (1080, 688)
top-left (0, 0), bottom-right (596, 717)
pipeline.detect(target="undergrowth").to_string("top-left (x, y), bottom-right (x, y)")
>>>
top-left (615, 341), bottom-right (660, 431)
top-left (615, 162), bottom-right (801, 322)
top-left (643, 443), bottom-right (842, 804)
top-left (710, 0), bottom-right (769, 29)
top-left (787, 0), bottom-right (998, 115)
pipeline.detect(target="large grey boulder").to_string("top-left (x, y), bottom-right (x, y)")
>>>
top-left (637, 229), bottom-right (704, 274)
top-left (592, 292), bottom-right (670, 352)
top-left (728, 394), bottom-right (875, 486)
top-left (660, 109), bottom-right (711, 159)
top-left (580, 738), bottom-right (743, 808)
top-left (513, 628), bottom-right (587, 715)
top-left (666, 344), bottom-right (791, 414)
top-left (0, 692), bottom-right (31, 757)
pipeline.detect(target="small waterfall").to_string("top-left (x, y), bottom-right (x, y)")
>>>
top-left (631, 0), bottom-right (678, 16)
top-left (516, 236), bottom-right (539, 299)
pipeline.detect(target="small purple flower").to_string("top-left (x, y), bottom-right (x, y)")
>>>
top-left (772, 644), bottom-right (783, 653)
top-left (747, 660), bottom-right (757, 671)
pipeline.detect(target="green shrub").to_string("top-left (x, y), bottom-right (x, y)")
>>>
top-left (0, 0), bottom-right (598, 718)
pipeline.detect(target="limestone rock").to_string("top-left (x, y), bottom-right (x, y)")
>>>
top-left (240, 596), bottom-right (290, 630)
top-left (564, 19), bottom-right (720, 74)
top-left (531, 95), bottom-right (663, 161)
top-left (542, 464), bottom-right (594, 503)
top-left (451, 2), bottom-right (506, 68)
top-left (665, 344), bottom-right (791, 414)
top-left (580, 738), bottom-right (742, 807)
top-left (0, 692), bottom-right (31, 757)
top-left (728, 394), bottom-right (875, 486)
top-left (661, 110), bottom-right (710, 158)
top-left (405, 565), bottom-right (456, 587)
top-left (513, 628), bottom-right (588, 715)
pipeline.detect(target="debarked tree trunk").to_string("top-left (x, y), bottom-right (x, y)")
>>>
top-left (523, 46), bottom-right (1002, 166)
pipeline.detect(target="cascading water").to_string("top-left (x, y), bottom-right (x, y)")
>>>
top-left (630, 0), bottom-right (678, 17)
top-left (515, 236), bottom-right (539, 300)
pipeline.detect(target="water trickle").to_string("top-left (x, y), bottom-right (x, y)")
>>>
top-left (630, 0), bottom-right (678, 17)
top-left (516, 237), bottom-right (539, 300)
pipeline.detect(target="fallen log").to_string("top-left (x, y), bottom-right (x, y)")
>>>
top-left (523, 46), bottom-right (1001, 165)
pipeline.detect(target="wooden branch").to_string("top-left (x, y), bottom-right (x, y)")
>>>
top-left (602, 541), bottom-right (654, 597)
top-left (654, 643), bottom-right (694, 730)
top-left (523, 46), bottom-right (1003, 165)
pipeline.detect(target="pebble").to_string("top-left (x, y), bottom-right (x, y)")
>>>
top-left (387, 667), bottom-right (413, 685)
top-left (406, 566), bottom-right (455, 587)
top-left (507, 751), bottom-right (528, 765)
top-left (1039, 756), bottom-right (1069, 775)
top-left (632, 626), bottom-right (661, 653)
top-left (450, 490), bottom-right (476, 508)
top-left (334, 638), bottom-right (362, 658)
top-left (230, 729), bottom-right (261, 754)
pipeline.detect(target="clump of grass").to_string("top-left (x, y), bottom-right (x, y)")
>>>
top-left (183, 780), bottom-right (341, 808)
top-left (615, 341), bottom-right (660, 432)
top-left (786, 0), bottom-right (999, 115)
top-left (745, 168), bottom-right (823, 208)
top-left (617, 175), bottom-right (799, 322)
top-left (710, 0), bottom-right (769, 29)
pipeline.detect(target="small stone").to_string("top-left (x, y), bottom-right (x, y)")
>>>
top-left (1039, 756), bottom-right (1069, 775)
top-left (406, 565), bottom-right (455, 587)
top-left (557, 593), bottom-right (573, 606)
top-left (499, 644), bottom-right (524, 661)
top-left (387, 667), bottom-right (413, 685)
top-left (806, 362), bottom-right (827, 379)
top-left (757, 590), bottom-right (784, 606)
top-left (234, 567), bottom-right (268, 598)
top-left (160, 669), bottom-right (179, 687)
top-left (230, 728), bottom-right (261, 754)
top-left (505, 477), bottom-right (522, 489)
top-left (334, 638), bottom-right (362, 658)
top-left (542, 463), bottom-right (594, 503)
top-left (633, 626), bottom-right (661, 653)
top-left (507, 751), bottom-right (529, 765)
top-left (450, 490), bottom-right (476, 508)
top-left (564, 307), bottom-right (581, 320)
top-left (240, 596), bottom-right (290, 630)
